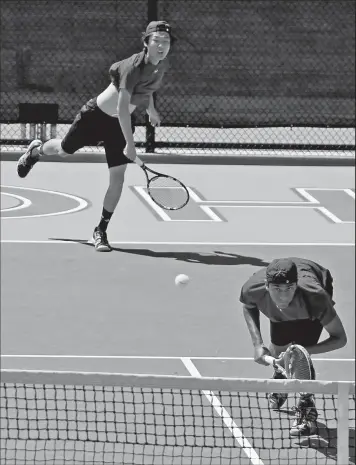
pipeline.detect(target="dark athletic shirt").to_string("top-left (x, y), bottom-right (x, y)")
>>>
top-left (109, 51), bottom-right (169, 110)
top-left (239, 258), bottom-right (337, 326)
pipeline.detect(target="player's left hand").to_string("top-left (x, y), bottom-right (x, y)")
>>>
top-left (275, 344), bottom-right (295, 364)
top-left (147, 108), bottom-right (161, 127)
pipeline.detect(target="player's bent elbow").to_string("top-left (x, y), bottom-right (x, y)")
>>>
top-left (332, 333), bottom-right (347, 349)
top-left (338, 334), bottom-right (347, 348)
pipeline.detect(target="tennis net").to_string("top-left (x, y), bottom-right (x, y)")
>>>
top-left (1, 370), bottom-right (355, 465)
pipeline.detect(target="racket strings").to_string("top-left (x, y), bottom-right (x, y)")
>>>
top-left (287, 349), bottom-right (313, 380)
top-left (148, 176), bottom-right (189, 209)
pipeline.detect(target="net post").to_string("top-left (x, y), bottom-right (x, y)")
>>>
top-left (336, 382), bottom-right (350, 465)
top-left (20, 123), bottom-right (27, 139)
top-left (145, 116), bottom-right (155, 153)
top-left (29, 123), bottom-right (36, 139)
top-left (50, 124), bottom-right (57, 139)
top-left (40, 123), bottom-right (47, 141)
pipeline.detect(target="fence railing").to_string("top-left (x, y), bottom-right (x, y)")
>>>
top-left (1, 0), bottom-right (355, 155)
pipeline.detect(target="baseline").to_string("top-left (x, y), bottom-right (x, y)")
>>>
top-left (1, 355), bottom-right (354, 362)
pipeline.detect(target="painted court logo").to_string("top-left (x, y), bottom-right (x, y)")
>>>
top-left (1, 185), bottom-right (89, 219)
top-left (132, 186), bottom-right (355, 223)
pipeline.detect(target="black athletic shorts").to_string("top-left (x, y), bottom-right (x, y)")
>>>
top-left (270, 318), bottom-right (324, 347)
top-left (270, 275), bottom-right (333, 347)
top-left (61, 97), bottom-right (135, 168)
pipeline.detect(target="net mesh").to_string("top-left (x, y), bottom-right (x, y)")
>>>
top-left (1, 371), bottom-right (355, 465)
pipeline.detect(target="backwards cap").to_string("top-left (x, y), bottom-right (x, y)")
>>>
top-left (266, 258), bottom-right (298, 285)
top-left (144, 21), bottom-right (172, 38)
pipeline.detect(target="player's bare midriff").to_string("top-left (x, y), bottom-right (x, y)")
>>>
top-left (97, 83), bottom-right (136, 117)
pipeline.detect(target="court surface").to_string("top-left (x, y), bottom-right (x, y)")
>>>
top-left (1, 160), bottom-right (355, 464)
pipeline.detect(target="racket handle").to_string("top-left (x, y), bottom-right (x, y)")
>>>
top-left (135, 157), bottom-right (144, 167)
top-left (263, 355), bottom-right (275, 366)
top-left (272, 359), bottom-right (287, 376)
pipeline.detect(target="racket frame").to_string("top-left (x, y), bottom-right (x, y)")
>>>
top-left (141, 165), bottom-right (190, 211)
top-left (278, 344), bottom-right (314, 380)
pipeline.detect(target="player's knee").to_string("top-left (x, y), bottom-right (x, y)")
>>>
top-left (55, 140), bottom-right (71, 157)
top-left (58, 148), bottom-right (71, 157)
top-left (109, 165), bottom-right (127, 187)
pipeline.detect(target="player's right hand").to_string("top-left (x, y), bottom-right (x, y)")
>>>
top-left (134, 157), bottom-right (144, 167)
top-left (254, 345), bottom-right (274, 366)
top-left (126, 144), bottom-right (137, 162)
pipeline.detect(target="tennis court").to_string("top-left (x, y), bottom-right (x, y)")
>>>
top-left (1, 159), bottom-right (355, 464)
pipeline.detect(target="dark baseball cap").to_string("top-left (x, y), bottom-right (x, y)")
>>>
top-left (266, 258), bottom-right (298, 285)
top-left (144, 21), bottom-right (172, 38)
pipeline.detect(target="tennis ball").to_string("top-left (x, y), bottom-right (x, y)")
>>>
top-left (175, 274), bottom-right (190, 287)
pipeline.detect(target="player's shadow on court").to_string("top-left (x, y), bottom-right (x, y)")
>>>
top-left (49, 239), bottom-right (269, 267)
top-left (111, 248), bottom-right (270, 267)
top-left (297, 426), bottom-right (355, 464)
top-left (279, 409), bottom-right (355, 464)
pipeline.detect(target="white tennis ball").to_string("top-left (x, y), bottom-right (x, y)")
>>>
top-left (175, 274), bottom-right (190, 287)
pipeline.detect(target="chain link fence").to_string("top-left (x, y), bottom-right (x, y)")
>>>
top-left (1, 0), bottom-right (355, 159)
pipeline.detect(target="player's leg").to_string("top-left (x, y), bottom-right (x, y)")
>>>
top-left (92, 112), bottom-right (135, 252)
top-left (289, 273), bottom-right (334, 434)
top-left (286, 319), bottom-right (323, 436)
top-left (267, 321), bottom-right (292, 410)
top-left (17, 139), bottom-right (72, 178)
top-left (104, 165), bottom-right (128, 211)
top-left (92, 164), bottom-right (128, 252)
top-left (268, 318), bottom-right (323, 434)
top-left (17, 99), bottom-right (99, 178)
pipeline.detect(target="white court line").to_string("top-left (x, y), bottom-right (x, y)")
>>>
top-left (197, 201), bottom-right (317, 204)
top-left (133, 186), bottom-right (171, 221)
top-left (294, 188), bottom-right (320, 204)
top-left (182, 357), bottom-right (264, 465)
top-left (300, 188), bottom-right (355, 191)
top-left (316, 207), bottom-right (343, 223)
top-left (188, 188), bottom-right (223, 221)
top-left (0, 240), bottom-right (354, 246)
top-left (200, 205), bottom-right (319, 208)
top-left (2, 355), bottom-right (354, 362)
top-left (296, 187), bottom-right (355, 223)
top-left (199, 205), bottom-right (223, 221)
top-left (0, 192), bottom-right (32, 212)
top-left (345, 189), bottom-right (355, 199)
top-left (0, 185), bottom-right (88, 219)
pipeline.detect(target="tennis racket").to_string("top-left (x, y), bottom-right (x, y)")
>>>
top-left (273, 344), bottom-right (315, 380)
top-left (141, 164), bottom-right (189, 210)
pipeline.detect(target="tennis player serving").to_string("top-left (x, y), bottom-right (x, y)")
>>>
top-left (17, 21), bottom-right (174, 251)
top-left (239, 257), bottom-right (347, 436)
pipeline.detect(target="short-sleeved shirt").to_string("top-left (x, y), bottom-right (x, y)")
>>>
top-left (109, 51), bottom-right (169, 110)
top-left (239, 257), bottom-right (337, 326)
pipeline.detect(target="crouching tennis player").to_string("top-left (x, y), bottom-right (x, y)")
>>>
top-left (17, 21), bottom-right (173, 252)
top-left (239, 257), bottom-right (347, 436)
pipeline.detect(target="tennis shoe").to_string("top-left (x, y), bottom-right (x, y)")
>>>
top-left (17, 139), bottom-right (42, 178)
top-left (93, 227), bottom-right (111, 252)
top-left (290, 396), bottom-right (318, 436)
top-left (268, 366), bottom-right (288, 409)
